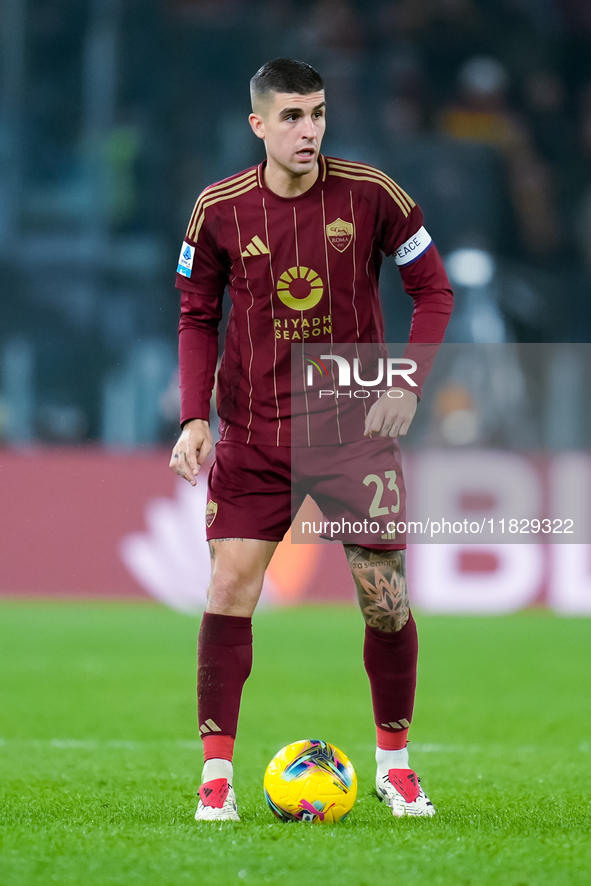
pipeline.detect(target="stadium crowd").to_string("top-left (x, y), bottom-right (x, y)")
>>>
top-left (1, 0), bottom-right (591, 444)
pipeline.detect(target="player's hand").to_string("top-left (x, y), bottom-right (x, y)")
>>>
top-left (364, 389), bottom-right (418, 438)
top-left (169, 419), bottom-right (213, 486)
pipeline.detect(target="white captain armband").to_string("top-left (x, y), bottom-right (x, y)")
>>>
top-left (393, 226), bottom-right (432, 266)
top-left (177, 241), bottom-right (195, 277)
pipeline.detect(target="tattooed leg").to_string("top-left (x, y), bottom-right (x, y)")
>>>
top-left (347, 545), bottom-right (418, 757)
top-left (344, 545), bottom-right (410, 633)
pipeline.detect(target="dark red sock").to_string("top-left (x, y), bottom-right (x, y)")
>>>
top-left (363, 612), bottom-right (418, 750)
top-left (197, 613), bottom-right (253, 752)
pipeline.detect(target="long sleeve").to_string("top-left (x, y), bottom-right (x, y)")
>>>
top-left (376, 191), bottom-right (454, 345)
top-left (397, 244), bottom-right (454, 398)
top-left (178, 287), bottom-right (224, 425)
top-left (401, 243), bottom-right (454, 344)
top-left (175, 200), bottom-right (229, 426)
top-left (378, 197), bottom-right (454, 395)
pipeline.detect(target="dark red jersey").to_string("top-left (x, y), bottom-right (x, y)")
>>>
top-left (176, 155), bottom-right (453, 446)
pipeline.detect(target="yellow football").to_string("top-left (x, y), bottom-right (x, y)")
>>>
top-left (264, 739), bottom-right (357, 823)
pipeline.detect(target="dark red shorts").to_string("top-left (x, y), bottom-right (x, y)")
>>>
top-left (206, 438), bottom-right (406, 550)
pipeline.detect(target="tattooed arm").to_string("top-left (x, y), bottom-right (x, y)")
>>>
top-left (344, 545), bottom-right (410, 633)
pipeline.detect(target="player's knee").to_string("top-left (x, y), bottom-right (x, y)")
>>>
top-left (212, 561), bottom-right (264, 591)
top-left (206, 589), bottom-right (258, 617)
top-left (209, 577), bottom-right (261, 600)
top-left (207, 569), bottom-right (264, 615)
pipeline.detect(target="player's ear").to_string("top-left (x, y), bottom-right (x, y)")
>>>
top-left (249, 112), bottom-right (266, 140)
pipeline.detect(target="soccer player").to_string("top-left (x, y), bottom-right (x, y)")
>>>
top-left (170, 58), bottom-right (453, 821)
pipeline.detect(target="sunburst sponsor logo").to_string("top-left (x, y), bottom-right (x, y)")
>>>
top-left (277, 266), bottom-right (324, 311)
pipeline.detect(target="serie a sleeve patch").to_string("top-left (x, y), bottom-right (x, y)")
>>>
top-left (393, 226), bottom-right (432, 266)
top-left (177, 241), bottom-right (195, 277)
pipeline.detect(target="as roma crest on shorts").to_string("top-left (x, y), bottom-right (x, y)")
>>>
top-left (326, 218), bottom-right (354, 253)
top-left (205, 500), bottom-right (218, 528)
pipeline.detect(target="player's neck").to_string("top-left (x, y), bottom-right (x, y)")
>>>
top-left (263, 158), bottom-right (319, 199)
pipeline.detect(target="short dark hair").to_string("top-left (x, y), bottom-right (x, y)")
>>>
top-left (250, 58), bottom-right (324, 104)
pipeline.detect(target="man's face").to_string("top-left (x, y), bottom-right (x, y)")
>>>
top-left (249, 90), bottom-right (326, 177)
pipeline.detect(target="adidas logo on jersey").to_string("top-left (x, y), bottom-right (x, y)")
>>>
top-left (241, 235), bottom-right (270, 257)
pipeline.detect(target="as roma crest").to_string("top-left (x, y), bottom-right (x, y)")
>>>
top-left (326, 218), bottom-right (354, 253)
top-left (205, 500), bottom-right (218, 528)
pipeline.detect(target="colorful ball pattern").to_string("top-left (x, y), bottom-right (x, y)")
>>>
top-left (264, 739), bottom-right (358, 823)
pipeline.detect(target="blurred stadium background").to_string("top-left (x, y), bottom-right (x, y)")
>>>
top-left (1, 0), bottom-right (591, 611)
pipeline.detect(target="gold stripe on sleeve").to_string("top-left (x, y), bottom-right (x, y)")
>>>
top-left (328, 158), bottom-right (415, 210)
top-left (328, 159), bottom-right (415, 213)
top-left (328, 169), bottom-right (411, 217)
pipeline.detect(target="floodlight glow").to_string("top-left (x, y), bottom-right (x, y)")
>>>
top-left (446, 249), bottom-right (495, 287)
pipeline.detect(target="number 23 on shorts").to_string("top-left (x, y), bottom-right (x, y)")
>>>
top-left (363, 470), bottom-right (401, 518)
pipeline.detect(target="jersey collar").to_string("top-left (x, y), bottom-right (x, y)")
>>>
top-left (257, 155), bottom-right (326, 200)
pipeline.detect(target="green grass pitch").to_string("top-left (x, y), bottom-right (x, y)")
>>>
top-left (1, 601), bottom-right (590, 886)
